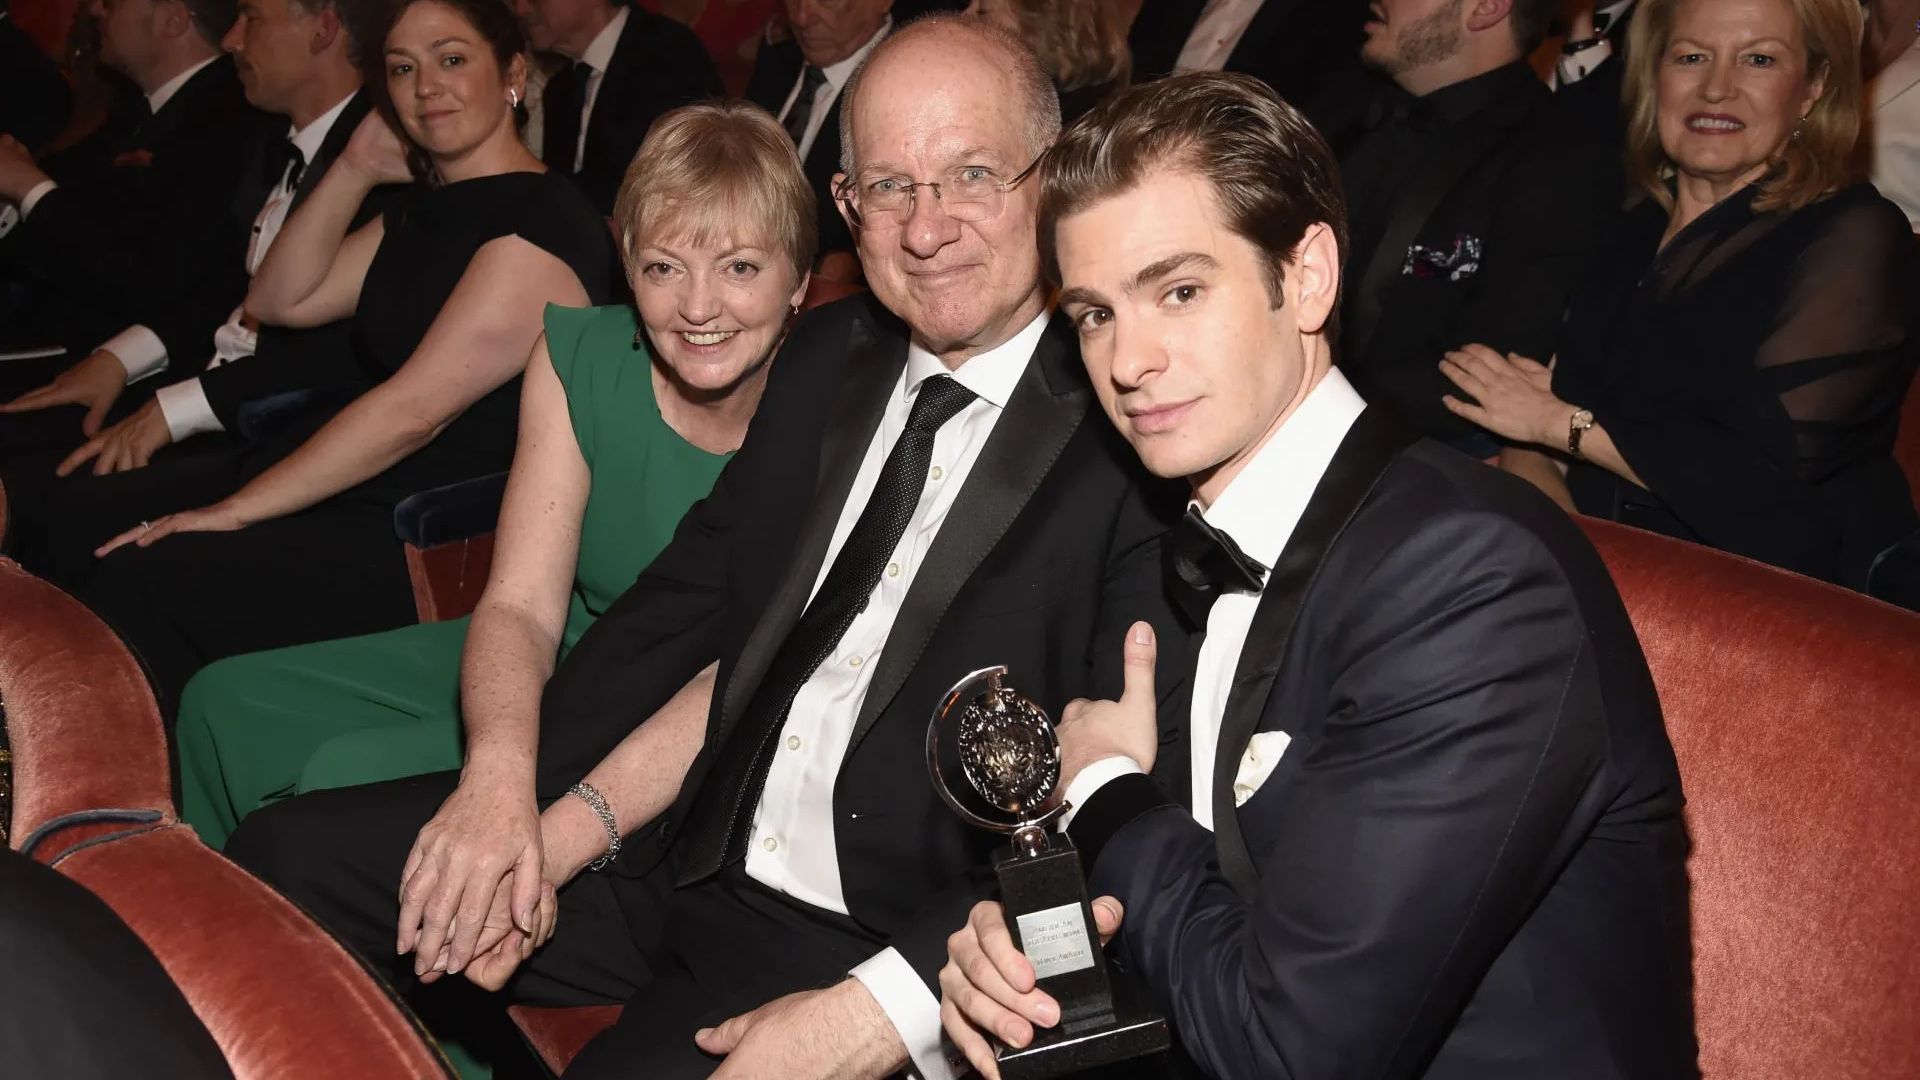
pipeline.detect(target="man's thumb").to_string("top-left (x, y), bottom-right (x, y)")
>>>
top-left (1121, 622), bottom-right (1156, 703)
top-left (82, 399), bottom-right (109, 437)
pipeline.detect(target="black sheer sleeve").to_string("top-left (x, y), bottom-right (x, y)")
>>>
top-left (1755, 193), bottom-right (1919, 483)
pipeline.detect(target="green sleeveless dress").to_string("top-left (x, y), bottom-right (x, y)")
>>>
top-left (175, 304), bottom-right (731, 848)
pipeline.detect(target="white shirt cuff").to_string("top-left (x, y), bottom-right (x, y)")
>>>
top-left (1057, 755), bottom-right (1146, 831)
top-left (850, 946), bottom-right (957, 1080)
top-left (154, 377), bottom-right (223, 442)
top-left (100, 324), bottom-right (169, 383)
top-left (1556, 38), bottom-right (1614, 85)
top-left (19, 178), bottom-right (57, 217)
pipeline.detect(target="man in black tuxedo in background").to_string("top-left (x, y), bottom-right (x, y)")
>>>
top-left (1554, 0), bottom-right (1638, 141)
top-left (227, 15), bottom-right (1185, 1080)
top-left (1310, 0), bottom-right (1617, 453)
top-left (1127, 0), bottom-right (1370, 108)
top-left (0, 0), bottom-right (74, 152)
top-left (940, 71), bottom-right (1696, 1080)
top-left (0, 0), bottom-right (404, 590)
top-left (0, 0), bottom-right (275, 380)
top-left (517, 0), bottom-right (720, 215)
top-left (745, 0), bottom-right (892, 276)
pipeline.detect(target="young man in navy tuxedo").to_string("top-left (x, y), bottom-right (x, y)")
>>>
top-left (938, 72), bottom-right (1698, 1080)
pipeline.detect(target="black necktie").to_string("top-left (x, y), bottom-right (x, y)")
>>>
top-left (263, 139), bottom-right (306, 194)
top-left (675, 375), bottom-right (979, 882)
top-left (782, 65), bottom-right (829, 147)
top-left (1166, 507), bottom-right (1267, 628)
top-left (541, 61), bottom-right (593, 171)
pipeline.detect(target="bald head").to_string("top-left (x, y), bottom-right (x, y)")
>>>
top-left (839, 13), bottom-right (1059, 176)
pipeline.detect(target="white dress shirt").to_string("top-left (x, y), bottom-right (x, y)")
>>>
top-left (1173, 0), bottom-right (1265, 73)
top-left (1554, 0), bottom-right (1636, 87)
top-left (568, 5), bottom-right (628, 172)
top-left (776, 18), bottom-right (889, 161)
top-left (101, 92), bottom-right (354, 440)
top-left (1869, 37), bottom-right (1920, 231)
top-left (744, 309), bottom-right (1049, 1080)
top-left (1060, 369), bottom-right (1368, 832)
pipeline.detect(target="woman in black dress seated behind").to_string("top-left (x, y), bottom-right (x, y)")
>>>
top-left (81, 0), bottom-right (621, 714)
top-left (1442, 0), bottom-right (1918, 592)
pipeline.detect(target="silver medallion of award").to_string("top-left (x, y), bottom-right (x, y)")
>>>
top-left (928, 666), bottom-right (1168, 1080)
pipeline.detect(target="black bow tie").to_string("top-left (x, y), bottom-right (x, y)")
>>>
top-left (1361, 83), bottom-right (1434, 134)
top-left (1167, 507), bottom-right (1268, 628)
top-left (263, 138), bottom-right (306, 192)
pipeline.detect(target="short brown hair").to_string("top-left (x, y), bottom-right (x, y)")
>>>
top-left (612, 100), bottom-right (817, 283)
top-left (1038, 72), bottom-right (1347, 338)
top-left (1622, 0), bottom-right (1863, 212)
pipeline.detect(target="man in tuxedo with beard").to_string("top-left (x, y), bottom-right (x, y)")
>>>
top-left (226, 15), bottom-right (1186, 1080)
top-left (1309, 0), bottom-right (1617, 453)
top-left (938, 72), bottom-right (1697, 1080)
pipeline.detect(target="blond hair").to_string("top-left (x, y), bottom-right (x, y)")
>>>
top-left (1622, 0), bottom-right (1863, 212)
top-left (612, 100), bottom-right (817, 281)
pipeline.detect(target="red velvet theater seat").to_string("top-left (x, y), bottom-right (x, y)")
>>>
top-left (1580, 518), bottom-right (1920, 1078)
top-left (0, 558), bottom-right (452, 1079)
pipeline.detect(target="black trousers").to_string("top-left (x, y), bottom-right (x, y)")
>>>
top-left (227, 771), bottom-right (890, 1079)
top-left (74, 492), bottom-right (417, 721)
top-left (0, 845), bottom-right (233, 1079)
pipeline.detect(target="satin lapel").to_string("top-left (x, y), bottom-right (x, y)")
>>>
top-left (292, 90), bottom-right (371, 213)
top-left (714, 311), bottom-right (906, 743)
top-left (1343, 101), bottom-right (1525, 364)
top-left (1208, 407), bottom-right (1419, 896)
top-left (846, 319), bottom-right (1089, 754)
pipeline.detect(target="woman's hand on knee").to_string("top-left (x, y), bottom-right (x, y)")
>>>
top-left (395, 772), bottom-right (545, 977)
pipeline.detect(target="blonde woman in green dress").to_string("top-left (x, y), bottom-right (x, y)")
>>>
top-left (174, 100), bottom-right (815, 889)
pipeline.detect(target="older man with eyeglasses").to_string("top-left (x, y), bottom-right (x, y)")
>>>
top-left (224, 13), bottom-right (1188, 1080)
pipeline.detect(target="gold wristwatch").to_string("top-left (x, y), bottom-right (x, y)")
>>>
top-left (1567, 408), bottom-right (1595, 458)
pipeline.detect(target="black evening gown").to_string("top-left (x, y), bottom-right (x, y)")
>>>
top-left (1554, 181), bottom-right (1920, 589)
top-left (79, 170), bottom-right (621, 718)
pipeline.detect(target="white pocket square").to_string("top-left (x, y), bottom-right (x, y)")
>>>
top-left (1231, 731), bottom-right (1292, 807)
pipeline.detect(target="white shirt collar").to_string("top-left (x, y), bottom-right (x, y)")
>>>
top-left (1194, 367), bottom-right (1369, 574)
top-left (821, 17), bottom-right (891, 91)
top-left (147, 55), bottom-right (219, 115)
top-left (288, 90), bottom-right (356, 170)
top-left (579, 4), bottom-right (628, 74)
top-left (902, 308), bottom-right (1049, 411)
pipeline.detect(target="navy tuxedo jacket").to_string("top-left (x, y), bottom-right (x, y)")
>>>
top-left (1069, 408), bottom-right (1698, 1079)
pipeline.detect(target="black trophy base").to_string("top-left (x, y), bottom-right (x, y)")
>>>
top-left (995, 970), bottom-right (1169, 1080)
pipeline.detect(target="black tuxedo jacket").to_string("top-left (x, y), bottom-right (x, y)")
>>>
top-left (1557, 2), bottom-right (1636, 143)
top-left (744, 36), bottom-right (859, 259)
top-left (545, 7), bottom-right (721, 215)
top-left (1069, 407), bottom-right (1697, 1079)
top-left (195, 89), bottom-right (409, 430)
top-left (534, 295), bottom-right (1189, 990)
top-left (0, 57), bottom-right (279, 360)
top-left (1315, 67), bottom-right (1619, 444)
top-left (1127, 0), bottom-right (1367, 108)
top-left (0, 14), bottom-right (72, 151)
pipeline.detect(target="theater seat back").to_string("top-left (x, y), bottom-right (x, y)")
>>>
top-left (0, 559), bottom-right (451, 1079)
top-left (1580, 519), bottom-right (1920, 1079)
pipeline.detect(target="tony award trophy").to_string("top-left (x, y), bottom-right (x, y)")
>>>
top-left (928, 666), bottom-right (1168, 1079)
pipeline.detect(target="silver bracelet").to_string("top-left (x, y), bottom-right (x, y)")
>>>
top-left (568, 781), bottom-right (621, 871)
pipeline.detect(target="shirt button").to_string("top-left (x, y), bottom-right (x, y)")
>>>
top-left (848, 655), bottom-right (863, 668)
top-left (762, 836), bottom-right (779, 852)
top-left (930, 465), bottom-right (944, 480)
top-left (786, 734), bottom-right (802, 751)
top-left (886, 562), bottom-right (900, 578)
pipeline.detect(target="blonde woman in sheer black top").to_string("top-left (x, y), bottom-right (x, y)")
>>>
top-left (1441, 0), bottom-right (1918, 590)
